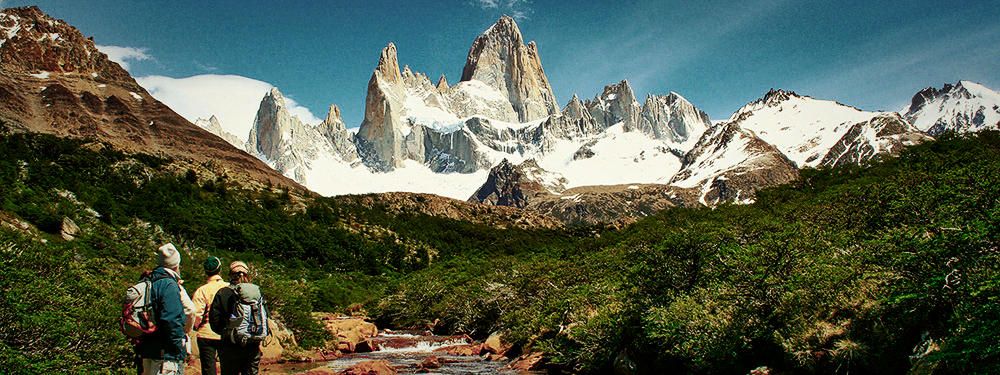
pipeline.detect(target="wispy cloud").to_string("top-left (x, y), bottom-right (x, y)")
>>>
top-left (470, 0), bottom-right (533, 21)
top-left (136, 74), bottom-right (322, 142)
top-left (95, 45), bottom-right (151, 71)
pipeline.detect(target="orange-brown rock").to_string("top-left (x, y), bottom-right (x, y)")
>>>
top-left (432, 343), bottom-right (483, 356)
top-left (482, 332), bottom-right (512, 356)
top-left (417, 355), bottom-right (441, 371)
top-left (506, 352), bottom-right (546, 371)
top-left (298, 367), bottom-right (337, 375)
top-left (338, 360), bottom-right (396, 375)
top-left (315, 314), bottom-right (379, 353)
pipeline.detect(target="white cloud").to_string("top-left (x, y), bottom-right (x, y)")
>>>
top-left (135, 74), bottom-right (322, 144)
top-left (470, 0), bottom-right (532, 20)
top-left (95, 45), bottom-right (151, 71)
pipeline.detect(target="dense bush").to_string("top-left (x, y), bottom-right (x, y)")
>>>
top-left (2, 128), bottom-right (999, 373)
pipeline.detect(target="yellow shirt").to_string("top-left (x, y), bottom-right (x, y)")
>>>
top-left (191, 275), bottom-right (229, 341)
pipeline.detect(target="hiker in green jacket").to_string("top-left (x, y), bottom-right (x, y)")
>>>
top-left (137, 243), bottom-right (188, 375)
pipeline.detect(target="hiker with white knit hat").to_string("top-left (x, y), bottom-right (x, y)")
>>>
top-left (134, 243), bottom-right (190, 375)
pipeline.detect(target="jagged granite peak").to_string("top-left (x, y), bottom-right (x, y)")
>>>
top-left (194, 115), bottom-right (243, 149)
top-left (468, 158), bottom-right (565, 208)
top-left (357, 43), bottom-right (408, 171)
top-left (248, 87), bottom-right (359, 183)
top-left (436, 74), bottom-right (449, 92)
top-left (585, 79), bottom-right (642, 131)
top-left (376, 42), bottom-right (402, 83)
top-left (638, 91), bottom-right (711, 146)
top-left (671, 122), bottom-right (799, 205)
top-left (820, 113), bottom-right (932, 168)
top-left (904, 80), bottom-right (1000, 135)
top-left (563, 94), bottom-right (591, 120)
top-left (460, 15), bottom-right (559, 122)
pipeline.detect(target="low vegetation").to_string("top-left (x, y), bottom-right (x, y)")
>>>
top-left (0, 121), bottom-right (997, 374)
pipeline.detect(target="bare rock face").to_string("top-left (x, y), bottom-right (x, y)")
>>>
top-left (247, 88), bottom-right (357, 184)
top-left (435, 74), bottom-right (449, 93)
top-left (586, 80), bottom-right (642, 131)
top-left (194, 115), bottom-right (243, 149)
top-left (319, 104), bottom-right (359, 161)
top-left (820, 113), bottom-right (932, 168)
top-left (357, 43), bottom-right (407, 171)
top-left (468, 158), bottom-right (565, 208)
top-left (638, 92), bottom-right (711, 146)
top-left (904, 80), bottom-right (1000, 135)
top-left (0, 6), bottom-right (300, 191)
top-left (460, 15), bottom-right (559, 122)
top-left (671, 122), bottom-right (799, 205)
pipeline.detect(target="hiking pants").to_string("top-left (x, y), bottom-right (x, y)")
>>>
top-left (218, 343), bottom-right (261, 375)
top-left (197, 337), bottom-right (222, 375)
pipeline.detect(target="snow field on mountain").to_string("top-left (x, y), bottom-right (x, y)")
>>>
top-left (537, 124), bottom-right (682, 188)
top-left (303, 155), bottom-right (488, 199)
top-left (733, 96), bottom-right (879, 168)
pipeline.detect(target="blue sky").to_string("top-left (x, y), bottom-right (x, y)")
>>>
top-left (5, 0), bottom-right (999, 131)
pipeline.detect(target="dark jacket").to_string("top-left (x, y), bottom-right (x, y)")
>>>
top-left (210, 283), bottom-right (265, 348)
top-left (137, 267), bottom-right (187, 361)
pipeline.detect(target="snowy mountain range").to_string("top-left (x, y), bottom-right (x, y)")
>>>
top-left (166, 16), bottom-right (1000, 206)
top-left (2, 6), bottom-right (998, 224)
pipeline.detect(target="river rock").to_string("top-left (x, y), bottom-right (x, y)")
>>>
top-left (315, 314), bottom-right (378, 353)
top-left (482, 332), bottom-right (512, 356)
top-left (432, 343), bottom-right (483, 356)
top-left (338, 360), bottom-right (396, 375)
top-left (506, 352), bottom-right (546, 371)
top-left (417, 355), bottom-right (441, 371)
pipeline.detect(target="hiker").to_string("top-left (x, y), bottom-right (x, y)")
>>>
top-left (191, 256), bottom-right (228, 375)
top-left (210, 261), bottom-right (269, 375)
top-left (135, 243), bottom-right (189, 375)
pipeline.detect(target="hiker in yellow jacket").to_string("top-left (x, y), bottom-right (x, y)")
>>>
top-left (191, 256), bottom-right (229, 375)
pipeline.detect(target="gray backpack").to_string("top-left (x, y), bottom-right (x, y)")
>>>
top-left (225, 283), bottom-right (269, 346)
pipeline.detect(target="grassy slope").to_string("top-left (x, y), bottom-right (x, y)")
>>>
top-left (0, 123), bottom-right (998, 374)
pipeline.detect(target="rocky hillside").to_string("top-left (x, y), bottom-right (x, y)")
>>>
top-left (904, 80), bottom-right (1000, 135)
top-left (0, 6), bottom-right (300, 191)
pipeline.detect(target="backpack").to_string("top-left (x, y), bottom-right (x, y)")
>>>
top-left (120, 271), bottom-right (161, 342)
top-left (225, 283), bottom-right (269, 346)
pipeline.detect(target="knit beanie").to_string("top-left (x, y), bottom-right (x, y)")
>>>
top-left (203, 256), bottom-right (222, 275)
top-left (229, 261), bottom-right (250, 276)
top-left (158, 243), bottom-right (181, 268)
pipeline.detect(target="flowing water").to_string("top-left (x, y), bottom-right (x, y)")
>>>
top-left (265, 330), bottom-right (541, 374)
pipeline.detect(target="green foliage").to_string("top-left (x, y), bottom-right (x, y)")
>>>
top-left (2, 129), bottom-right (1000, 373)
top-left (376, 131), bottom-right (1000, 374)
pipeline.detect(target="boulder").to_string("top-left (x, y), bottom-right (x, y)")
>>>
top-left (60, 217), bottom-right (79, 240)
top-left (482, 332), bottom-right (512, 356)
top-left (261, 318), bottom-right (296, 361)
top-left (506, 352), bottom-right (546, 371)
top-left (417, 355), bottom-right (441, 372)
top-left (338, 360), bottom-right (396, 375)
top-left (299, 368), bottom-right (337, 375)
top-left (432, 343), bottom-right (483, 356)
top-left (315, 314), bottom-right (378, 353)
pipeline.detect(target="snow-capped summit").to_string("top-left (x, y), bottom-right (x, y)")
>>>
top-left (194, 115), bottom-right (243, 149)
top-left (904, 80), bottom-right (1000, 135)
top-left (461, 15), bottom-right (559, 122)
top-left (728, 89), bottom-right (901, 168)
top-left (670, 121), bottom-right (798, 205)
top-left (638, 92), bottom-right (711, 149)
